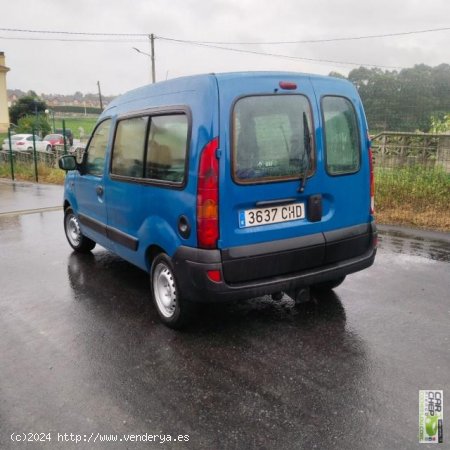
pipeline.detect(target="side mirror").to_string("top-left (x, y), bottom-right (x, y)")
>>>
top-left (58, 155), bottom-right (77, 171)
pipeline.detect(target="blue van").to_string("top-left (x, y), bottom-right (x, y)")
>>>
top-left (59, 72), bottom-right (377, 328)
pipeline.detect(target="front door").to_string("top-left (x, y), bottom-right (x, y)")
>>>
top-left (75, 119), bottom-right (112, 245)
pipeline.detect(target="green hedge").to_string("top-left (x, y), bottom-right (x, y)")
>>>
top-left (53, 105), bottom-right (103, 115)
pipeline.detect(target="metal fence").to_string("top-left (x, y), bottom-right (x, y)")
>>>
top-left (1, 127), bottom-right (449, 230)
top-left (371, 132), bottom-right (450, 231)
top-left (371, 132), bottom-right (450, 172)
top-left (0, 119), bottom-right (87, 182)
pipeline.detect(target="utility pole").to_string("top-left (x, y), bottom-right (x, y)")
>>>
top-left (150, 34), bottom-right (156, 84)
top-left (132, 37), bottom-right (156, 84)
top-left (97, 80), bottom-right (103, 110)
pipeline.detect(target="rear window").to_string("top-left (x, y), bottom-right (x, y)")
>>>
top-left (322, 96), bottom-right (360, 175)
top-left (145, 115), bottom-right (188, 183)
top-left (232, 95), bottom-right (314, 183)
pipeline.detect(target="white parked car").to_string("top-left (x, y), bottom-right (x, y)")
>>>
top-left (2, 134), bottom-right (52, 152)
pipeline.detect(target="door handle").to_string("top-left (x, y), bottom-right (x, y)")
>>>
top-left (96, 185), bottom-right (104, 196)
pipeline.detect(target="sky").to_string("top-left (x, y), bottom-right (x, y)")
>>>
top-left (0, 0), bottom-right (449, 97)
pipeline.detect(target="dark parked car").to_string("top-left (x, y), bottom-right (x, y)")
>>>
top-left (55, 128), bottom-right (74, 146)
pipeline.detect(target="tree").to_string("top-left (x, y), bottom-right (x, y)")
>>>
top-left (328, 71), bottom-right (347, 79)
top-left (9, 95), bottom-right (48, 125)
top-left (16, 115), bottom-right (51, 137)
top-left (430, 114), bottom-right (450, 133)
top-left (330, 64), bottom-right (450, 132)
top-left (73, 91), bottom-right (84, 101)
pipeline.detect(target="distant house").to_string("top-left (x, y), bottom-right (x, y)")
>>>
top-left (7, 88), bottom-right (113, 110)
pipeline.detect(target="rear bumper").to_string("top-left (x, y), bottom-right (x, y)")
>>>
top-left (172, 222), bottom-right (377, 303)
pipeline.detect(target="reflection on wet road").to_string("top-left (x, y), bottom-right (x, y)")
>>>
top-left (0, 180), bottom-right (62, 215)
top-left (378, 225), bottom-right (450, 262)
top-left (0, 208), bottom-right (449, 449)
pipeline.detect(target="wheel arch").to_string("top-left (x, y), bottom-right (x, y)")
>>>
top-left (145, 244), bottom-right (166, 272)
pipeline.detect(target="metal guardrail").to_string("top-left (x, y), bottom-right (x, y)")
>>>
top-left (0, 148), bottom-right (68, 167)
top-left (371, 132), bottom-right (450, 172)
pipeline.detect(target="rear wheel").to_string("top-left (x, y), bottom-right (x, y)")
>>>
top-left (64, 207), bottom-right (96, 253)
top-left (311, 276), bottom-right (346, 291)
top-left (46, 145), bottom-right (51, 152)
top-left (150, 253), bottom-right (194, 329)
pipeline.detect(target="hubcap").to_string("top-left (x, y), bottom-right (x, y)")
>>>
top-left (66, 214), bottom-right (81, 247)
top-left (153, 263), bottom-right (177, 318)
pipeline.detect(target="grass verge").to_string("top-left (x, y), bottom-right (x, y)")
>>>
top-left (0, 162), bottom-right (65, 184)
top-left (375, 166), bottom-right (450, 231)
top-left (58, 117), bottom-right (98, 139)
top-left (1, 161), bottom-right (449, 231)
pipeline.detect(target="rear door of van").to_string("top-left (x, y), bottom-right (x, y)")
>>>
top-left (310, 76), bottom-right (371, 231)
top-left (216, 73), bottom-right (371, 284)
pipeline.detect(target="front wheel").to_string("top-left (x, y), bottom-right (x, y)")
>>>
top-left (150, 253), bottom-right (194, 329)
top-left (311, 276), bottom-right (346, 292)
top-left (64, 207), bottom-right (96, 253)
top-left (46, 145), bottom-right (52, 152)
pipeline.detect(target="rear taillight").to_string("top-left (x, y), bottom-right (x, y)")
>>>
top-left (369, 142), bottom-right (375, 215)
top-left (197, 137), bottom-right (219, 249)
top-left (206, 270), bottom-right (222, 282)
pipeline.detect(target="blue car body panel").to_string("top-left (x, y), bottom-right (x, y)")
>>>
top-left (62, 71), bottom-right (376, 299)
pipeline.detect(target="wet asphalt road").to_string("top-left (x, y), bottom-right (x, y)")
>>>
top-left (0, 181), bottom-right (449, 450)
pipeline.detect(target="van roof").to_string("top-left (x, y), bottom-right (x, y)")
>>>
top-left (103, 71), bottom-right (354, 118)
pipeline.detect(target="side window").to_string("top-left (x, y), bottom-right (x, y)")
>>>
top-left (322, 96), bottom-right (360, 175)
top-left (85, 119), bottom-right (111, 176)
top-left (145, 114), bottom-right (188, 183)
top-left (111, 117), bottom-right (148, 177)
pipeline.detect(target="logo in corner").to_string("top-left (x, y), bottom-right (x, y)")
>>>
top-left (419, 390), bottom-right (443, 444)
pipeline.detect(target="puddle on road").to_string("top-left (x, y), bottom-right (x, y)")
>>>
top-left (378, 229), bottom-right (450, 262)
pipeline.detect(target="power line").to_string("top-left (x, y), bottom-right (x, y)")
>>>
top-left (1, 25), bottom-right (434, 70)
top-left (156, 26), bottom-right (450, 45)
top-left (0, 25), bottom-right (449, 44)
top-left (0, 27), bottom-right (148, 37)
top-left (0, 32), bottom-right (402, 69)
top-left (0, 35), bottom-right (148, 43)
top-left (157, 38), bottom-right (404, 69)
top-left (0, 31), bottom-right (403, 68)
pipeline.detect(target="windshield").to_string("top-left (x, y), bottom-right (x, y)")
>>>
top-left (232, 95), bottom-right (314, 183)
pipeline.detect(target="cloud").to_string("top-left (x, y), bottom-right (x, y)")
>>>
top-left (1, 0), bottom-right (449, 95)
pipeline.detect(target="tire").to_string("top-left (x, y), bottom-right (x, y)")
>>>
top-left (311, 276), bottom-right (346, 292)
top-left (64, 207), bottom-right (96, 253)
top-left (150, 253), bottom-right (194, 329)
top-left (46, 145), bottom-right (51, 152)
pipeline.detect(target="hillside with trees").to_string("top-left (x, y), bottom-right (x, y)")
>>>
top-left (330, 64), bottom-right (450, 133)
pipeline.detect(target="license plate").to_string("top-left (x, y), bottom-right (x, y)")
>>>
top-left (238, 203), bottom-right (305, 228)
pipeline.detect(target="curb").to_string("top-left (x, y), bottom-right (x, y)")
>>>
top-left (377, 223), bottom-right (450, 243)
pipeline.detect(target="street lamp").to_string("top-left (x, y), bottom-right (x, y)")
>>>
top-left (33, 99), bottom-right (39, 136)
top-left (45, 109), bottom-right (55, 133)
top-left (132, 35), bottom-right (156, 84)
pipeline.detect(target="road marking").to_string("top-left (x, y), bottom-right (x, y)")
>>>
top-left (0, 206), bottom-right (61, 217)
